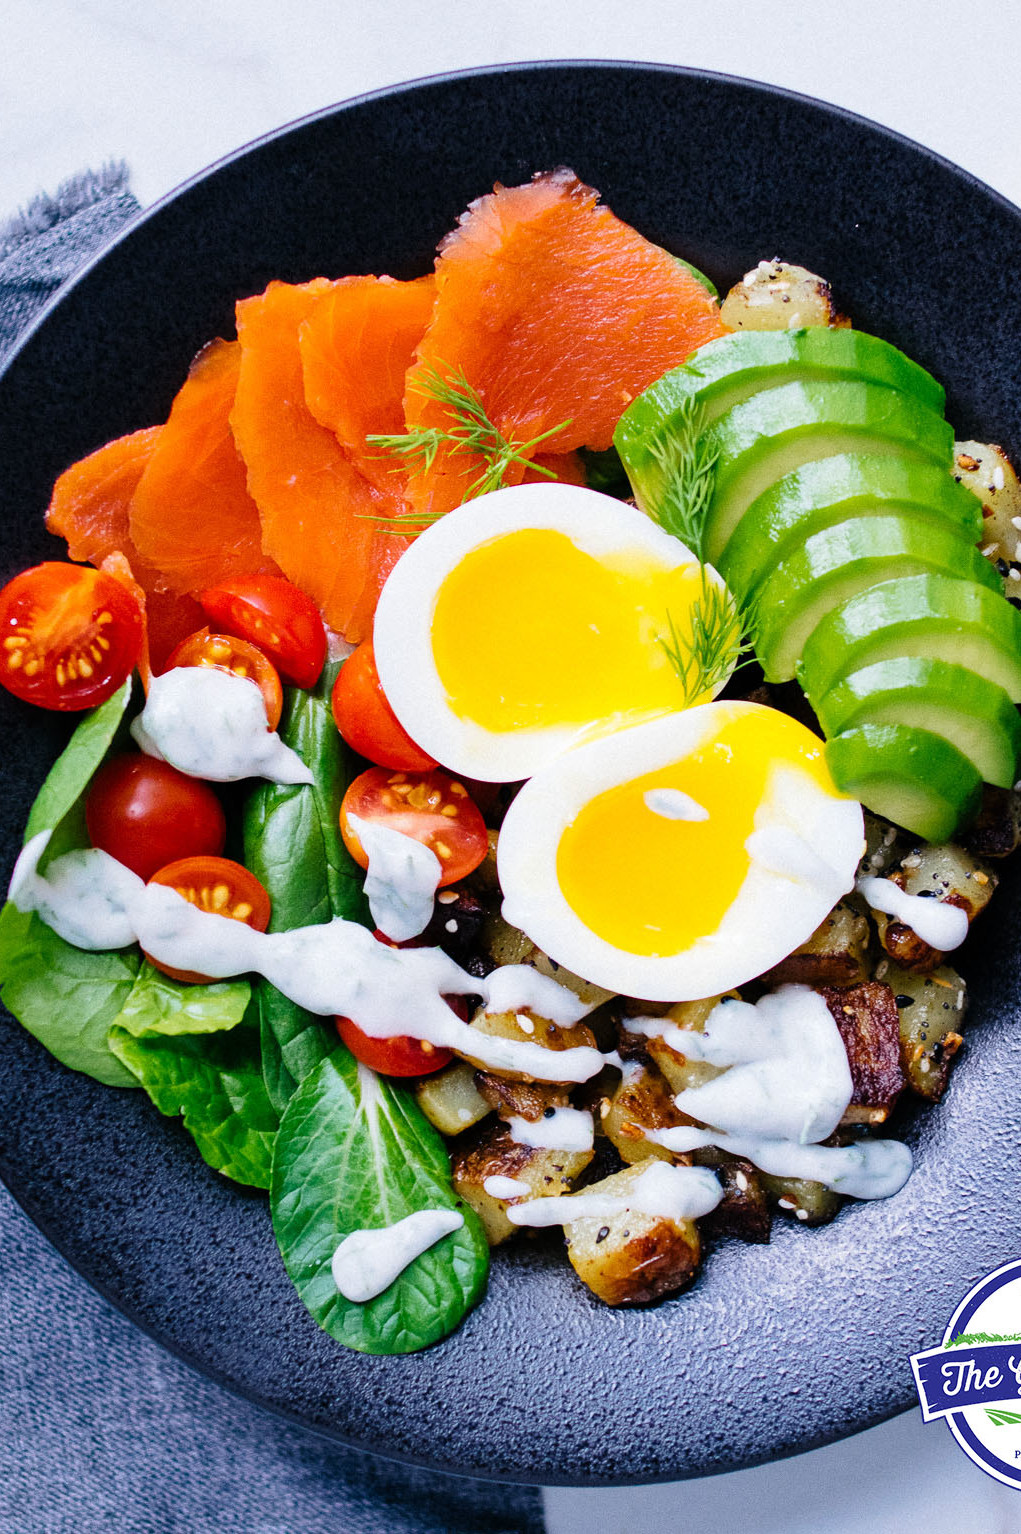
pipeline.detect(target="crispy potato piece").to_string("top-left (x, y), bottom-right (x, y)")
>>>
top-left (451, 1121), bottom-right (593, 1245)
top-left (693, 1149), bottom-right (771, 1244)
top-left (563, 1163), bottom-right (702, 1305)
top-left (474, 1071), bottom-right (569, 1122)
top-left (414, 1062), bottom-right (491, 1136)
top-left (819, 981), bottom-right (906, 1125)
top-left (865, 841), bottom-right (996, 972)
top-left (481, 911), bottom-right (615, 1009)
top-left (962, 786), bottom-right (1021, 860)
top-left (720, 259), bottom-right (849, 331)
top-left (953, 440), bottom-right (1021, 581)
top-left (856, 811), bottom-right (908, 881)
top-left (460, 1006), bottom-right (598, 1083)
top-left (761, 1173), bottom-right (843, 1226)
top-left (883, 962), bottom-right (967, 1100)
top-left (764, 900), bottom-right (869, 987)
top-left (603, 1063), bottom-right (688, 1166)
top-left (638, 995), bottom-right (731, 1096)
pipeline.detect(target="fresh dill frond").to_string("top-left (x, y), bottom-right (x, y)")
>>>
top-left (661, 569), bottom-right (757, 704)
top-left (364, 364), bottom-right (571, 528)
top-left (645, 395), bottom-right (718, 562)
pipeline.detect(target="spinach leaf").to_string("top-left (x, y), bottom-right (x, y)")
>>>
top-left (271, 1051), bottom-right (489, 1354)
top-left (109, 1023), bottom-right (278, 1189)
top-left (112, 959), bottom-right (250, 1038)
top-left (0, 901), bottom-right (140, 1088)
top-left (25, 678), bottom-right (133, 863)
top-left (243, 658), bottom-right (369, 1112)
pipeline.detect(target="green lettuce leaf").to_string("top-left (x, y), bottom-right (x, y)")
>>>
top-left (0, 901), bottom-right (140, 1088)
top-left (112, 959), bottom-right (250, 1038)
top-left (243, 658), bottom-right (369, 1112)
top-left (25, 678), bottom-right (133, 863)
top-left (271, 1050), bottom-right (489, 1354)
top-left (109, 1022), bottom-right (278, 1188)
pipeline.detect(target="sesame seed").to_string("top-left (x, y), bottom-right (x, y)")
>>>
top-left (994, 465), bottom-right (1006, 489)
top-left (795, 1208), bottom-right (809, 1221)
top-left (735, 1171), bottom-right (749, 1192)
top-left (982, 544), bottom-right (999, 556)
top-left (902, 854), bottom-right (922, 869)
top-left (444, 919), bottom-right (458, 934)
top-left (876, 960), bottom-right (889, 979)
top-left (1010, 570), bottom-right (1021, 582)
top-left (957, 990), bottom-right (965, 1008)
top-left (437, 890), bottom-right (458, 904)
top-left (777, 1197), bottom-right (795, 1210)
top-left (515, 1013), bottom-right (535, 1034)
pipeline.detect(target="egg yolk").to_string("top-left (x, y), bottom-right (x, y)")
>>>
top-left (430, 528), bottom-right (712, 731)
top-left (556, 710), bottom-right (834, 957)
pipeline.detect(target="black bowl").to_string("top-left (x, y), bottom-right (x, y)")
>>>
top-left (2, 62), bottom-right (1021, 1487)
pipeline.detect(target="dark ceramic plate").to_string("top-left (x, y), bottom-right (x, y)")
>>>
top-left (2, 62), bottom-right (1021, 1488)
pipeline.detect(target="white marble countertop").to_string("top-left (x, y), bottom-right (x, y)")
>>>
top-left (4, 0), bottom-right (1021, 1528)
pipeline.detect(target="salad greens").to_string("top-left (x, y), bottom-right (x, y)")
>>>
top-left (243, 659), bottom-right (370, 1114)
top-left (272, 1049), bottom-right (489, 1354)
top-left (25, 676), bottom-right (133, 863)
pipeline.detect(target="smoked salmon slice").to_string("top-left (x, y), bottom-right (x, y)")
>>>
top-left (128, 338), bottom-right (275, 595)
top-left (404, 168), bottom-right (726, 518)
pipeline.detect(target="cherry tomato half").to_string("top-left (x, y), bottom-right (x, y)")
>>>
top-left (0, 562), bottom-right (143, 711)
top-left (335, 930), bottom-right (461, 1075)
top-left (86, 753), bottom-right (226, 880)
top-left (165, 628), bottom-right (283, 730)
top-left (146, 856), bottom-right (271, 984)
top-left (331, 639), bottom-right (437, 771)
top-left (199, 575), bottom-right (326, 689)
top-left (340, 767), bottom-right (488, 887)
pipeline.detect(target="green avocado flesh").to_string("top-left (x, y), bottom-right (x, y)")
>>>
top-left (797, 573), bottom-right (1021, 703)
top-left (753, 515), bottom-right (1000, 682)
top-left (813, 657), bottom-right (1021, 789)
top-left (704, 381), bottom-right (954, 563)
top-left (614, 328), bottom-right (945, 519)
top-left (718, 454), bottom-right (983, 601)
top-left (825, 723), bottom-right (983, 842)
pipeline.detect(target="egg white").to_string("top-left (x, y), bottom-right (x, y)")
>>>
top-left (372, 482), bottom-right (727, 782)
top-left (496, 701), bottom-right (864, 1001)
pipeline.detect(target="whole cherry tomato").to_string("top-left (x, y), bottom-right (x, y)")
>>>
top-left (146, 856), bottom-right (271, 984)
top-left (86, 754), bottom-right (226, 880)
top-left (331, 639), bottom-right (436, 770)
top-left (0, 562), bottom-right (143, 711)
top-left (340, 767), bottom-right (488, 887)
top-left (199, 575), bottom-right (326, 688)
top-left (165, 628), bottom-right (283, 729)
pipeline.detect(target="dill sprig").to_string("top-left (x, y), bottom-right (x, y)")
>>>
top-left (364, 364), bottom-right (571, 527)
top-left (644, 395), bottom-right (719, 563)
top-left (660, 570), bottom-right (757, 705)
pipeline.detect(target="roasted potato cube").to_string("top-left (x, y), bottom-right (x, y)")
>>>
top-left (866, 841), bottom-right (996, 972)
top-left (693, 1149), bottom-right (771, 1244)
top-left (760, 1173), bottom-right (843, 1226)
top-left (856, 811), bottom-right (908, 880)
top-left (962, 786), bottom-right (1021, 860)
top-left (473, 1071), bottom-right (569, 1123)
top-left (451, 1121), bottom-right (593, 1245)
top-left (461, 1006), bottom-right (598, 1083)
top-left (764, 900), bottom-right (869, 987)
top-left (414, 1062), bottom-right (491, 1136)
top-left (481, 911), bottom-right (615, 1008)
top-left (953, 440), bottom-right (1021, 580)
top-left (563, 1163), bottom-right (702, 1305)
top-left (884, 962), bottom-right (967, 1100)
top-left (603, 1063), bottom-right (687, 1166)
top-left (640, 995), bottom-right (730, 1095)
top-left (819, 982), bottom-right (906, 1125)
top-left (720, 259), bottom-right (849, 331)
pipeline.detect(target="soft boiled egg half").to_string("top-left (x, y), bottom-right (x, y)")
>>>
top-left (372, 483), bottom-right (734, 781)
top-left (497, 701), bottom-right (864, 1000)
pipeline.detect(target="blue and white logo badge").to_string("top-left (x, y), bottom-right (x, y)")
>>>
top-left (912, 1258), bottom-right (1021, 1489)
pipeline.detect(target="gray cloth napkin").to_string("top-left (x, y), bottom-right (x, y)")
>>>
top-left (0, 167), bottom-right (545, 1534)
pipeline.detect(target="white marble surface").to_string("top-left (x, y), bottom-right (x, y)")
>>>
top-left (4, 0), bottom-right (1021, 1528)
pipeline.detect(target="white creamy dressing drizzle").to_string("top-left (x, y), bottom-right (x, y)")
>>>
top-left (507, 1107), bottom-right (594, 1152)
top-left (9, 835), bottom-right (601, 1084)
top-left (507, 1161), bottom-right (723, 1228)
top-left (632, 986), bottom-right (911, 1201)
top-left (482, 1175), bottom-right (532, 1200)
top-left (643, 788), bottom-right (709, 822)
top-left (130, 667), bottom-right (313, 785)
top-left (745, 826), bottom-right (848, 892)
top-left (857, 875), bottom-right (969, 952)
top-left (348, 814), bottom-right (441, 941)
top-left (330, 1208), bottom-right (464, 1301)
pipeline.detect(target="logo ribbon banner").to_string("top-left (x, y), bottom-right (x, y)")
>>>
top-left (912, 1342), bottom-right (1021, 1422)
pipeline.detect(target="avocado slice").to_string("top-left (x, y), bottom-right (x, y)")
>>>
top-left (753, 514), bottom-right (1000, 682)
top-left (719, 454), bottom-right (983, 601)
top-left (797, 573), bottom-right (1021, 703)
top-left (813, 657), bottom-right (1021, 789)
top-left (614, 329), bottom-right (945, 519)
top-left (825, 723), bottom-right (982, 842)
top-left (704, 380), bottom-right (954, 563)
